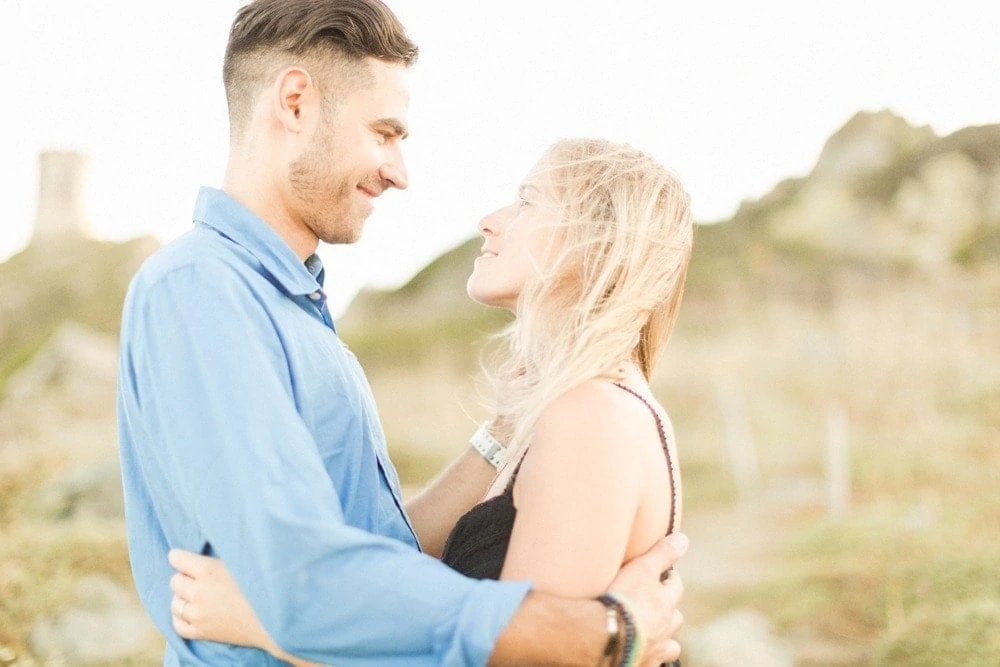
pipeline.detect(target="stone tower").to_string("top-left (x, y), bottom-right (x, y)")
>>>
top-left (31, 150), bottom-right (91, 243)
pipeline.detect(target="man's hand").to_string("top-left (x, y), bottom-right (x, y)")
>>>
top-left (606, 533), bottom-right (687, 665)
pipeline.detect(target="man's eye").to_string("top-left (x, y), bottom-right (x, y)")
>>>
top-left (517, 197), bottom-right (530, 208)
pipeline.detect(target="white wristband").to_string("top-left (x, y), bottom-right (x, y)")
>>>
top-left (469, 421), bottom-right (506, 468)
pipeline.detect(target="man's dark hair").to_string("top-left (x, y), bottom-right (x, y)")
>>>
top-left (223, 0), bottom-right (418, 136)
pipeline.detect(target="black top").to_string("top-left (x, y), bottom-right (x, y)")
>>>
top-left (440, 382), bottom-right (679, 580)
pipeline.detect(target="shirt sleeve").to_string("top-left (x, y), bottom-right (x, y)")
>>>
top-left (123, 259), bottom-right (530, 666)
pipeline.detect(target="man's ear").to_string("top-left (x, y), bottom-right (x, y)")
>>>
top-left (269, 67), bottom-right (318, 133)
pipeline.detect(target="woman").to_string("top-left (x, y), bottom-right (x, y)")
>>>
top-left (168, 138), bottom-right (692, 665)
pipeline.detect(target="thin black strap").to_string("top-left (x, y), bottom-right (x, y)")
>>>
top-left (502, 453), bottom-right (528, 495)
top-left (611, 383), bottom-right (680, 537)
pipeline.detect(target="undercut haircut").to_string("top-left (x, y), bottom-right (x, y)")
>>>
top-left (222, 0), bottom-right (418, 137)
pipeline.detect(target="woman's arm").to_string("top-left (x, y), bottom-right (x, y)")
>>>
top-left (168, 550), bottom-right (324, 667)
top-left (405, 446), bottom-right (497, 557)
top-left (500, 380), bottom-right (671, 596)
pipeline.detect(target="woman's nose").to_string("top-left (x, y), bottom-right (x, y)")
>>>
top-left (478, 208), bottom-right (506, 237)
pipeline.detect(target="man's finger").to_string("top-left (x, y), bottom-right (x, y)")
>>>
top-left (667, 610), bottom-right (683, 637)
top-left (661, 568), bottom-right (684, 604)
top-left (658, 639), bottom-right (682, 664)
top-left (648, 532), bottom-right (689, 576)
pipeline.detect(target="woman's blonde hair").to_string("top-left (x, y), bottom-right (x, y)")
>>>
top-left (485, 138), bottom-right (693, 466)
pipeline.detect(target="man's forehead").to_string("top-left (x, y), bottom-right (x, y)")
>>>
top-left (360, 61), bottom-right (410, 116)
top-left (368, 59), bottom-right (410, 96)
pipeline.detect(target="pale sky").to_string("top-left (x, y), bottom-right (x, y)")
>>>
top-left (2, 0), bottom-right (998, 314)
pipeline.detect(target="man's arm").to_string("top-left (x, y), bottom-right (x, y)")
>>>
top-left (494, 534), bottom-right (686, 666)
top-left (124, 260), bottom-right (528, 666)
top-left (405, 447), bottom-right (496, 557)
top-left (169, 532), bottom-right (686, 665)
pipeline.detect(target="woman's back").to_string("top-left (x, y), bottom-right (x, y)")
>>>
top-left (442, 370), bottom-right (681, 596)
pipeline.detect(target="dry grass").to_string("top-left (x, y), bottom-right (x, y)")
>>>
top-left (647, 265), bottom-right (1000, 663)
top-left (0, 454), bottom-right (160, 664)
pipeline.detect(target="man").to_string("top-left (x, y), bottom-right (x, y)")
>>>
top-left (117, 1), bottom-right (686, 665)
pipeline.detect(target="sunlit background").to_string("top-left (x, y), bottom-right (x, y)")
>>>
top-left (1, 1), bottom-right (998, 665)
top-left (3, 0), bottom-right (999, 312)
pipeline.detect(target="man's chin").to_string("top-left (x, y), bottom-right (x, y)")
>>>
top-left (318, 219), bottom-right (367, 246)
top-left (320, 231), bottom-right (363, 246)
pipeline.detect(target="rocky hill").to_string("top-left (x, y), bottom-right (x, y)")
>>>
top-left (339, 109), bottom-right (1000, 364)
top-left (0, 235), bottom-right (159, 394)
top-left (691, 110), bottom-right (1000, 285)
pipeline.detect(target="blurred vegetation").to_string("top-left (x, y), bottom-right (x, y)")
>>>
top-left (0, 236), bottom-right (156, 395)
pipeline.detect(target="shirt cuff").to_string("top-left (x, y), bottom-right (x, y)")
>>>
top-left (436, 578), bottom-right (532, 666)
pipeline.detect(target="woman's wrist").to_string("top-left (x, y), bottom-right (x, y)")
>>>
top-left (469, 420), bottom-right (506, 468)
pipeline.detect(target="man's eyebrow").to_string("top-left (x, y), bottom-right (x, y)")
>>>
top-left (373, 118), bottom-right (409, 140)
top-left (518, 184), bottom-right (539, 197)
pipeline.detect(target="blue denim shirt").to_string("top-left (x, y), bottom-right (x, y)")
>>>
top-left (117, 187), bottom-right (529, 666)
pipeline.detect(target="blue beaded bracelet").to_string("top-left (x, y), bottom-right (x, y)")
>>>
top-left (597, 593), bottom-right (642, 667)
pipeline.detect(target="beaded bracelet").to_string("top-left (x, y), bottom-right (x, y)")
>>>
top-left (600, 604), bottom-right (621, 667)
top-left (610, 592), bottom-right (646, 667)
top-left (597, 593), bottom-right (645, 667)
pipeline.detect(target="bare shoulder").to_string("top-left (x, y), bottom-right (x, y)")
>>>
top-left (521, 379), bottom-right (662, 494)
top-left (528, 379), bottom-right (662, 467)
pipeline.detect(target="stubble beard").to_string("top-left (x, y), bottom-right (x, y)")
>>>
top-left (289, 148), bottom-right (364, 246)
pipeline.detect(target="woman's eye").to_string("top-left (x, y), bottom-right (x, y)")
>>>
top-left (517, 197), bottom-right (530, 208)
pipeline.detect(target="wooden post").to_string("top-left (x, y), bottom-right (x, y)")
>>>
top-left (716, 382), bottom-right (759, 502)
top-left (825, 403), bottom-right (850, 519)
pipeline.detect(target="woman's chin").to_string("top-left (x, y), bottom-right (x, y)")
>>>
top-left (466, 285), bottom-right (512, 311)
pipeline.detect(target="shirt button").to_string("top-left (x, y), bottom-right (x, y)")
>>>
top-left (309, 291), bottom-right (322, 301)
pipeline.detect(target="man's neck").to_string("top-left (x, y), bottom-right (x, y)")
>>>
top-left (222, 167), bottom-right (319, 261)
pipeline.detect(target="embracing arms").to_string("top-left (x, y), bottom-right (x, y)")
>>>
top-left (133, 261), bottom-right (686, 665)
top-left (122, 261), bottom-right (527, 665)
top-left (170, 535), bottom-right (686, 666)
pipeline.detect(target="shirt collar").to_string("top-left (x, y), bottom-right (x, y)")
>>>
top-left (192, 186), bottom-right (324, 296)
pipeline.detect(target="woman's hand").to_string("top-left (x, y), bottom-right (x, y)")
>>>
top-left (168, 550), bottom-right (280, 654)
top-left (168, 550), bottom-right (325, 666)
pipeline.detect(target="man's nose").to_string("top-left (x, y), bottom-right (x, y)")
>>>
top-left (380, 149), bottom-right (409, 191)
